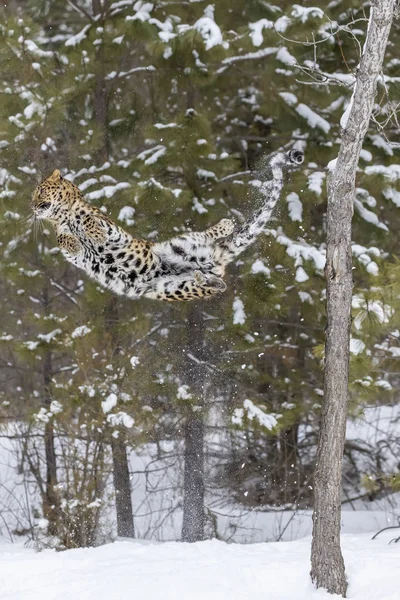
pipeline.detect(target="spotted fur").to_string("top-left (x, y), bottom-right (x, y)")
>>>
top-left (31, 150), bottom-right (303, 302)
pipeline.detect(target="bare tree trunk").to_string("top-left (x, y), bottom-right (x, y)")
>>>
top-left (111, 436), bottom-right (135, 538)
top-left (181, 414), bottom-right (205, 542)
top-left (181, 306), bottom-right (206, 543)
top-left (310, 2), bottom-right (396, 596)
top-left (41, 283), bottom-right (60, 536)
top-left (92, 0), bottom-right (110, 163)
top-left (43, 349), bottom-right (60, 536)
top-left (105, 297), bottom-right (135, 538)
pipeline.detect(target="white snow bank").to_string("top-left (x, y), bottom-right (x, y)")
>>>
top-left (0, 533), bottom-right (400, 600)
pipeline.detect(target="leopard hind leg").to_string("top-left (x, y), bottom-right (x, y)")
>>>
top-left (142, 272), bottom-right (226, 302)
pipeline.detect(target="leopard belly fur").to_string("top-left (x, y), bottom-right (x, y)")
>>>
top-left (60, 221), bottom-right (228, 301)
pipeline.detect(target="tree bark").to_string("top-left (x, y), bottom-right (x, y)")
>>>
top-left (41, 282), bottom-right (60, 536)
top-left (181, 306), bottom-right (206, 543)
top-left (310, 2), bottom-right (396, 596)
top-left (105, 297), bottom-right (135, 538)
top-left (92, 0), bottom-right (110, 163)
top-left (111, 436), bottom-right (135, 538)
top-left (181, 413), bottom-right (205, 542)
top-left (43, 349), bottom-right (60, 536)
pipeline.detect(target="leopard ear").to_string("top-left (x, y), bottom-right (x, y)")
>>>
top-left (48, 169), bottom-right (61, 182)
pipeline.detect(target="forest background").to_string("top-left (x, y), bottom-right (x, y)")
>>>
top-left (0, 0), bottom-right (399, 549)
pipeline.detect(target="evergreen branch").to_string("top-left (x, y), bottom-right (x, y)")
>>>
top-left (67, 0), bottom-right (95, 22)
top-left (106, 65), bottom-right (156, 81)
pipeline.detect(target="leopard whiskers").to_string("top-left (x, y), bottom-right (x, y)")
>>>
top-left (31, 214), bottom-right (44, 241)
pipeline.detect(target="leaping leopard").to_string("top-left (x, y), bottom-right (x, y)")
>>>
top-left (31, 149), bottom-right (303, 302)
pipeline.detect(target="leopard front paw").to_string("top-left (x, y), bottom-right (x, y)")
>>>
top-left (57, 233), bottom-right (82, 256)
top-left (217, 218), bottom-right (235, 237)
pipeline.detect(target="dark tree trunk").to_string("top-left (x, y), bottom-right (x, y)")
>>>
top-left (92, 0), bottom-right (110, 163)
top-left (42, 349), bottom-right (60, 536)
top-left (181, 306), bottom-right (206, 543)
top-left (310, 2), bottom-right (396, 596)
top-left (182, 412), bottom-right (205, 542)
top-left (40, 282), bottom-right (60, 535)
top-left (111, 436), bottom-right (135, 538)
top-left (105, 297), bottom-right (135, 538)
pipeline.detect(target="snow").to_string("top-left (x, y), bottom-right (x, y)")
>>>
top-left (308, 171), bottom-right (325, 196)
top-left (360, 149), bottom-right (373, 162)
top-left (177, 385), bottom-right (192, 400)
top-left (298, 291), bottom-right (313, 304)
top-left (365, 164), bottom-right (400, 181)
top-left (233, 399), bottom-right (280, 431)
top-left (193, 5), bottom-right (223, 51)
top-left (279, 91), bottom-right (298, 107)
top-left (126, 1), bottom-right (154, 22)
top-left (118, 206), bottom-right (135, 225)
top-left (37, 329), bottom-right (62, 343)
top-left (232, 297), bottom-right (246, 325)
top-left (354, 198), bottom-right (388, 231)
top-left (130, 356), bottom-right (140, 368)
top-left (296, 266), bottom-right (309, 282)
top-left (154, 122), bottom-right (178, 129)
top-left (144, 146), bottom-right (166, 165)
top-left (327, 157), bottom-right (337, 172)
top-left (369, 134), bottom-right (394, 156)
top-left (383, 187), bottom-right (400, 207)
top-left (276, 47), bottom-right (297, 66)
top-left (366, 261), bottom-right (379, 276)
top-left (192, 198), bottom-right (208, 214)
top-left (197, 168), bottom-right (216, 180)
top-left (1, 533), bottom-right (399, 600)
top-left (65, 24), bottom-right (91, 47)
top-left (276, 233), bottom-right (326, 271)
top-left (286, 192), bottom-right (302, 222)
top-left (275, 16), bottom-right (291, 33)
top-left (71, 325), bottom-right (91, 338)
top-left (291, 5), bottom-right (324, 23)
top-left (350, 337), bottom-right (366, 355)
top-left (86, 182), bottom-right (131, 201)
top-left (352, 295), bottom-right (393, 330)
top-left (340, 94), bottom-right (354, 129)
top-left (101, 393), bottom-right (118, 414)
top-left (24, 341), bottom-right (39, 351)
top-left (249, 19), bottom-right (273, 47)
top-left (50, 401), bottom-right (63, 414)
top-left (346, 405), bottom-right (400, 473)
top-left (295, 104), bottom-right (330, 133)
top-left (220, 47), bottom-right (278, 68)
top-left (251, 259), bottom-right (271, 277)
top-left (23, 39), bottom-right (53, 58)
top-left (107, 412), bottom-right (134, 428)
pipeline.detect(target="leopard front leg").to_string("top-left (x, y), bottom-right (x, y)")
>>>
top-left (204, 218), bottom-right (235, 240)
top-left (82, 220), bottom-right (108, 245)
top-left (57, 233), bottom-right (83, 257)
top-left (179, 219), bottom-right (235, 243)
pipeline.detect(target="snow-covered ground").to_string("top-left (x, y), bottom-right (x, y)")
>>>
top-left (0, 532), bottom-right (399, 600)
top-left (2, 404), bottom-right (400, 544)
top-left (1, 406), bottom-right (400, 599)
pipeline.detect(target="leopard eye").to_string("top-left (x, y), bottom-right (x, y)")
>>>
top-left (38, 202), bottom-right (51, 211)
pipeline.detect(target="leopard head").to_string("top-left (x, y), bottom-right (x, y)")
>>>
top-left (31, 169), bottom-right (78, 221)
